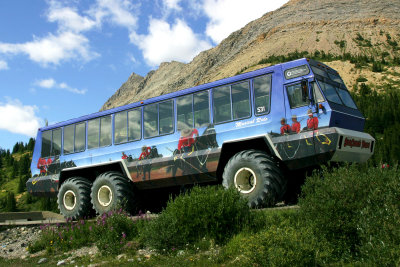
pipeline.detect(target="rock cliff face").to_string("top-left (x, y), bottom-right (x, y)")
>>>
top-left (101, 0), bottom-right (400, 111)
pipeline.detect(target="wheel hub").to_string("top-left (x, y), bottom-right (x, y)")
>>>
top-left (234, 167), bottom-right (257, 194)
top-left (63, 190), bottom-right (77, 210)
top-left (98, 185), bottom-right (113, 207)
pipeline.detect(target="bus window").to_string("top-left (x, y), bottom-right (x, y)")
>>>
top-left (311, 82), bottom-right (325, 103)
top-left (75, 123), bottom-right (86, 152)
top-left (41, 130), bottom-right (52, 158)
top-left (144, 103), bottom-right (158, 138)
top-left (114, 111), bottom-right (128, 144)
top-left (286, 83), bottom-right (309, 108)
top-left (128, 108), bottom-right (141, 141)
top-left (317, 80), bottom-right (343, 105)
top-left (88, 118), bottom-right (100, 149)
top-left (159, 100), bottom-right (174, 135)
top-left (51, 128), bottom-right (62, 156)
top-left (63, 125), bottom-right (74, 154)
top-left (100, 116), bottom-right (112, 147)
top-left (194, 91), bottom-right (210, 127)
top-left (232, 81), bottom-right (250, 119)
top-left (213, 85), bottom-right (231, 123)
top-left (254, 74), bottom-right (271, 115)
top-left (177, 95), bottom-right (193, 130)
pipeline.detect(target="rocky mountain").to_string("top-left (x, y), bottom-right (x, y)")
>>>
top-left (101, 0), bottom-right (400, 111)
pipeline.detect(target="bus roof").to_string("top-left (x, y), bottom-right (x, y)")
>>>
top-left (39, 58), bottom-right (310, 131)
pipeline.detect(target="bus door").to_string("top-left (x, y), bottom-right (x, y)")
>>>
top-left (282, 80), bottom-right (318, 164)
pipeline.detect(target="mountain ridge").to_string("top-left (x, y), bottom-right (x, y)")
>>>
top-left (101, 0), bottom-right (400, 111)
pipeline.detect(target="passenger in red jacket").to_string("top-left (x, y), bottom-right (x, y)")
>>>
top-left (291, 115), bottom-right (301, 133)
top-left (178, 128), bottom-right (199, 153)
top-left (37, 157), bottom-right (47, 174)
top-left (280, 118), bottom-right (291, 135)
top-left (306, 109), bottom-right (319, 130)
top-left (139, 146), bottom-right (151, 160)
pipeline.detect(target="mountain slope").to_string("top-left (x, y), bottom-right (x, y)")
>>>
top-left (101, 0), bottom-right (400, 111)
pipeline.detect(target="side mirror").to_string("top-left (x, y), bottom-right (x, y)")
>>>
top-left (301, 80), bottom-right (308, 102)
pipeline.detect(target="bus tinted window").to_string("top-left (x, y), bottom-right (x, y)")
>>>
top-left (194, 91), bottom-right (210, 127)
top-left (159, 100), bottom-right (174, 135)
top-left (213, 85), bottom-right (231, 123)
top-left (128, 108), bottom-right (141, 141)
top-left (232, 81), bottom-right (250, 119)
top-left (52, 128), bottom-right (62, 156)
top-left (254, 74), bottom-right (271, 115)
top-left (88, 118), bottom-right (100, 149)
top-left (144, 104), bottom-right (158, 138)
top-left (41, 130), bottom-right (52, 158)
top-left (177, 95), bottom-right (193, 130)
top-left (100, 116), bottom-right (112, 147)
top-left (337, 88), bottom-right (357, 109)
top-left (63, 125), bottom-right (74, 154)
top-left (114, 111), bottom-right (127, 144)
top-left (318, 80), bottom-right (343, 105)
top-left (75, 123), bottom-right (86, 152)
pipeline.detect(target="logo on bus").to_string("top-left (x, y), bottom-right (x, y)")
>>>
top-left (343, 137), bottom-right (370, 149)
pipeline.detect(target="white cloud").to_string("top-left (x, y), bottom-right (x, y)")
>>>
top-left (0, 60), bottom-right (8, 70)
top-left (0, 32), bottom-right (98, 66)
top-left (163, 0), bottom-right (182, 11)
top-left (35, 78), bottom-right (87, 94)
top-left (0, 98), bottom-right (42, 137)
top-left (36, 78), bottom-right (56, 89)
top-left (203, 0), bottom-right (289, 44)
top-left (47, 4), bottom-right (97, 33)
top-left (90, 0), bottom-right (138, 30)
top-left (131, 18), bottom-right (212, 66)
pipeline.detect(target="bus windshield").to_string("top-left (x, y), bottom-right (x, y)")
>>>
top-left (311, 65), bottom-right (358, 109)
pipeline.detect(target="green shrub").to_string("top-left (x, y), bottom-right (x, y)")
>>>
top-left (220, 225), bottom-right (332, 267)
top-left (357, 167), bottom-right (400, 266)
top-left (372, 61), bottom-right (383, 72)
top-left (245, 208), bottom-right (300, 234)
top-left (29, 209), bottom-right (138, 255)
top-left (93, 210), bottom-right (137, 255)
top-left (356, 76), bottom-right (368, 83)
top-left (299, 165), bottom-right (400, 263)
top-left (29, 219), bottom-right (94, 254)
top-left (142, 186), bottom-right (251, 251)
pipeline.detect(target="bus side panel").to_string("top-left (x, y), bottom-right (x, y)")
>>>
top-left (30, 131), bottom-right (42, 177)
top-left (27, 130), bottom-right (60, 196)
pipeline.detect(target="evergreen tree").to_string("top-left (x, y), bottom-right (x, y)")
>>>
top-left (5, 192), bottom-right (17, 212)
top-left (17, 176), bottom-right (25, 193)
top-left (27, 138), bottom-right (35, 151)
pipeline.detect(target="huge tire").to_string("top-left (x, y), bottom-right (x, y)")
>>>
top-left (57, 177), bottom-right (93, 220)
top-left (91, 171), bottom-right (136, 215)
top-left (222, 150), bottom-right (286, 208)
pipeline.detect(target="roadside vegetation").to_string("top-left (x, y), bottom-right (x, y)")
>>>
top-left (1, 165), bottom-right (398, 266)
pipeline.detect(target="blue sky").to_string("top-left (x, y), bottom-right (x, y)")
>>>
top-left (0, 0), bottom-right (288, 151)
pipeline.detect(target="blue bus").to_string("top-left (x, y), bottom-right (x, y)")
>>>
top-left (27, 58), bottom-right (375, 219)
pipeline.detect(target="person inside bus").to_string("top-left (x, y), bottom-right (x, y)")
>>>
top-left (280, 118), bottom-right (291, 135)
top-left (178, 128), bottom-right (199, 153)
top-left (291, 115), bottom-right (301, 133)
top-left (306, 109), bottom-right (319, 130)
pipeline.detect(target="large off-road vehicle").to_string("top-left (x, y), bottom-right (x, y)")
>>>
top-left (27, 58), bottom-right (374, 219)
